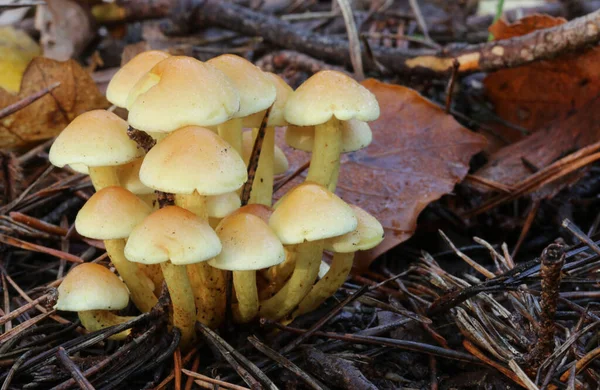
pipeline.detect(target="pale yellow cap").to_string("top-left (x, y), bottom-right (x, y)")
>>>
top-left (68, 164), bottom-right (89, 174)
top-left (124, 206), bottom-right (221, 265)
top-left (209, 212), bottom-right (285, 271)
top-left (243, 72), bottom-right (292, 127)
top-left (286, 119), bottom-right (372, 153)
top-left (207, 192), bottom-right (241, 218)
top-left (284, 70), bottom-right (379, 126)
top-left (140, 126), bottom-right (247, 195)
top-left (324, 205), bottom-right (384, 253)
top-left (55, 263), bottom-right (129, 311)
top-left (49, 110), bottom-right (143, 169)
top-left (207, 54), bottom-right (276, 118)
top-left (76, 186), bottom-right (153, 240)
top-left (228, 204), bottom-right (273, 224)
top-left (106, 50), bottom-right (170, 108)
top-left (242, 131), bottom-right (289, 175)
top-left (117, 158), bottom-right (153, 195)
top-left (127, 56), bottom-right (240, 132)
top-left (270, 182), bottom-right (357, 245)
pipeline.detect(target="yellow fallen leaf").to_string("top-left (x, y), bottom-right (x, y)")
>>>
top-left (0, 27), bottom-right (41, 93)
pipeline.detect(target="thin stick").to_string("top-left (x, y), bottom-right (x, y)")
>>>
top-left (184, 355), bottom-right (200, 390)
top-left (562, 218), bottom-right (600, 257)
top-left (0, 289), bottom-right (57, 325)
top-left (0, 83), bottom-right (60, 120)
top-left (273, 160), bottom-right (310, 193)
top-left (464, 174), bottom-right (515, 194)
top-left (511, 200), bottom-right (540, 259)
top-left (1, 349), bottom-right (35, 390)
top-left (445, 59), bottom-right (459, 114)
top-left (335, 0), bottom-right (364, 79)
top-left (56, 347), bottom-right (95, 390)
top-left (241, 107), bottom-right (271, 206)
top-left (173, 349), bottom-right (182, 390)
top-left (182, 369), bottom-right (250, 390)
top-left (439, 230), bottom-right (495, 279)
top-left (408, 0), bottom-right (431, 42)
top-left (0, 310), bottom-right (55, 344)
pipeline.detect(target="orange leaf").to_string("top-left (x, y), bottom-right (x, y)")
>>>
top-left (278, 79), bottom-right (487, 269)
top-left (0, 57), bottom-right (108, 148)
top-left (489, 14), bottom-right (565, 40)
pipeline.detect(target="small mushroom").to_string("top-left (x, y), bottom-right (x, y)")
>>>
top-left (75, 186), bottom-right (156, 313)
top-left (208, 205), bottom-right (285, 323)
top-left (283, 70), bottom-right (379, 190)
top-left (292, 204), bottom-right (384, 318)
top-left (124, 206), bottom-right (222, 347)
top-left (259, 182), bottom-right (357, 320)
top-left (207, 54), bottom-right (276, 155)
top-left (49, 110), bottom-right (143, 190)
top-left (55, 263), bottom-right (134, 340)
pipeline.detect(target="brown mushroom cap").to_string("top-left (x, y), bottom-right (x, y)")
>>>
top-left (126, 56), bottom-right (240, 132)
top-left (55, 263), bottom-right (129, 311)
top-left (106, 50), bottom-right (170, 108)
top-left (124, 206), bottom-right (221, 265)
top-left (284, 70), bottom-right (379, 126)
top-left (75, 186), bottom-right (153, 240)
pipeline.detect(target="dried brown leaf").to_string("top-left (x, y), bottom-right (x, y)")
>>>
top-left (0, 57), bottom-right (108, 148)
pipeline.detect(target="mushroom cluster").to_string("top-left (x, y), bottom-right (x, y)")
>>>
top-left (49, 51), bottom-right (385, 348)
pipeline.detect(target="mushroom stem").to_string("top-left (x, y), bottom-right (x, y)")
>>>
top-left (218, 117), bottom-right (243, 155)
top-left (160, 261), bottom-right (196, 349)
top-left (187, 262), bottom-right (226, 328)
top-left (232, 270), bottom-right (258, 323)
top-left (175, 191), bottom-right (208, 219)
top-left (328, 158), bottom-right (341, 192)
top-left (259, 240), bottom-right (323, 320)
top-left (292, 252), bottom-right (354, 318)
top-left (137, 263), bottom-right (164, 297)
top-left (104, 239), bottom-right (157, 313)
top-left (305, 118), bottom-right (341, 188)
top-left (78, 310), bottom-right (135, 340)
top-left (259, 248), bottom-right (296, 300)
top-left (88, 166), bottom-right (120, 191)
top-left (249, 126), bottom-right (275, 206)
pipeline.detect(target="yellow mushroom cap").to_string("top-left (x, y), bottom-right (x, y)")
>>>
top-left (140, 126), bottom-right (247, 195)
top-left (207, 54), bottom-right (276, 118)
top-left (68, 163), bottom-right (89, 174)
top-left (55, 263), bottom-right (129, 311)
top-left (227, 204), bottom-right (273, 224)
top-left (242, 131), bottom-right (289, 175)
top-left (75, 186), bottom-right (153, 240)
top-left (285, 120), bottom-right (372, 153)
top-left (206, 192), bottom-right (241, 218)
top-left (126, 56), bottom-right (240, 132)
top-left (106, 50), bottom-right (170, 108)
top-left (49, 110), bottom-right (143, 168)
top-left (117, 158), bottom-right (153, 195)
top-left (124, 206), bottom-right (221, 265)
top-left (208, 212), bottom-right (285, 271)
top-left (284, 70), bottom-right (380, 126)
top-left (269, 182), bottom-right (357, 245)
top-left (243, 72), bottom-right (293, 127)
top-left (324, 205), bottom-right (384, 253)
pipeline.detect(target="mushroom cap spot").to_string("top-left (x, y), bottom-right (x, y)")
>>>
top-left (324, 204), bottom-right (384, 253)
top-left (49, 110), bottom-right (143, 168)
top-left (209, 213), bottom-right (285, 271)
top-left (127, 56), bottom-right (240, 132)
top-left (106, 50), bottom-right (170, 108)
top-left (207, 54), bottom-right (277, 118)
top-left (269, 182), bottom-right (357, 245)
top-left (75, 186), bottom-right (153, 240)
top-left (124, 206), bottom-right (222, 265)
top-left (285, 119), bottom-right (373, 153)
top-left (140, 126), bottom-right (247, 195)
top-left (284, 70), bottom-right (380, 126)
top-left (55, 263), bottom-right (129, 312)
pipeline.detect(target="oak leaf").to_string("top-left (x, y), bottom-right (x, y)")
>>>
top-left (0, 57), bottom-right (108, 148)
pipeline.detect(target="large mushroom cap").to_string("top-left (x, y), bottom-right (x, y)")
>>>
top-left (243, 72), bottom-right (293, 127)
top-left (285, 119), bottom-right (372, 153)
top-left (284, 70), bottom-right (380, 126)
top-left (140, 126), bottom-right (247, 195)
top-left (207, 54), bottom-right (276, 118)
top-left (209, 211), bottom-right (285, 271)
top-left (49, 110), bottom-right (143, 169)
top-left (269, 182), bottom-right (357, 245)
top-left (242, 131), bottom-right (289, 175)
top-left (106, 50), bottom-right (170, 108)
top-left (126, 56), bottom-right (240, 132)
top-left (55, 263), bottom-right (129, 311)
top-left (75, 186), bottom-right (153, 240)
top-left (324, 205), bottom-right (384, 252)
top-left (124, 206), bottom-right (221, 265)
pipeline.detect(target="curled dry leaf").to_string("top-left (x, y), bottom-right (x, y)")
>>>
top-left (476, 15), bottom-right (600, 188)
top-left (0, 57), bottom-right (108, 148)
top-left (278, 79), bottom-right (487, 268)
